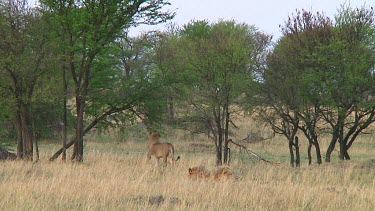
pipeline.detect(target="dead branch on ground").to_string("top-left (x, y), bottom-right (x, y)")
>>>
top-left (228, 139), bottom-right (277, 164)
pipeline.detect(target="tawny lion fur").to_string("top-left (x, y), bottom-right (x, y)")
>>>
top-left (188, 165), bottom-right (236, 181)
top-left (147, 131), bottom-right (180, 166)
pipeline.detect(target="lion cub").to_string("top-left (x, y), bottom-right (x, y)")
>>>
top-left (147, 131), bottom-right (180, 166)
top-left (188, 165), bottom-right (236, 181)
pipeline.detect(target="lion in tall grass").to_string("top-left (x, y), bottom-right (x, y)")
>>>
top-left (188, 166), bottom-right (211, 180)
top-left (188, 166), bottom-right (236, 181)
top-left (147, 131), bottom-right (180, 166)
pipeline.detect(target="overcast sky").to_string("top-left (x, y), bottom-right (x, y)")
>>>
top-left (129, 0), bottom-right (372, 40)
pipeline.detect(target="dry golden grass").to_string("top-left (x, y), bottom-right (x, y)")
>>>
top-left (1, 124), bottom-right (375, 210)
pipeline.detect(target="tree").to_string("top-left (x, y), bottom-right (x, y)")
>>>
top-left (262, 5), bottom-right (375, 165)
top-left (0, 0), bottom-right (52, 161)
top-left (321, 5), bottom-right (375, 161)
top-left (41, 0), bottom-right (174, 162)
top-left (48, 32), bottom-right (168, 161)
top-left (158, 20), bottom-right (271, 165)
top-left (262, 9), bottom-right (333, 165)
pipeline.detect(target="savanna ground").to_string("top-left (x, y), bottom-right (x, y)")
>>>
top-left (1, 118), bottom-right (375, 210)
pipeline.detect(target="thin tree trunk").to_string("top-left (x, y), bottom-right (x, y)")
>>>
top-left (16, 111), bottom-right (23, 159)
top-left (325, 137), bottom-right (337, 163)
top-left (32, 117), bottom-right (39, 162)
top-left (62, 64), bottom-right (68, 162)
top-left (295, 136), bottom-right (300, 167)
top-left (223, 104), bottom-right (230, 164)
top-left (307, 142), bottom-right (312, 165)
top-left (343, 149), bottom-right (350, 160)
top-left (288, 139), bottom-right (295, 167)
top-left (338, 123), bottom-right (345, 160)
top-left (313, 139), bottom-right (322, 164)
top-left (167, 95), bottom-right (174, 122)
top-left (216, 127), bottom-right (223, 166)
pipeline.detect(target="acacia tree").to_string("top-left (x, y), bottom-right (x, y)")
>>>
top-left (158, 20), bottom-right (271, 165)
top-left (48, 31), bottom-right (169, 161)
top-left (263, 5), bottom-right (375, 164)
top-left (263, 10), bottom-right (333, 165)
top-left (41, 0), bottom-right (173, 161)
top-left (0, 0), bottom-right (52, 161)
top-left (322, 5), bottom-right (375, 161)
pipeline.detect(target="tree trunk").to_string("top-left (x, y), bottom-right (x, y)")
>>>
top-left (167, 95), bottom-right (174, 122)
top-left (50, 106), bottom-right (119, 161)
top-left (62, 64), bottom-right (68, 162)
top-left (338, 122), bottom-right (345, 161)
top-left (340, 139), bottom-right (350, 160)
top-left (215, 137), bottom-right (222, 166)
top-left (50, 139), bottom-right (75, 161)
top-left (72, 96), bottom-right (85, 162)
top-left (288, 139), bottom-right (295, 167)
top-left (343, 149), bottom-right (350, 160)
top-left (337, 114), bottom-right (349, 161)
top-left (325, 136), bottom-right (338, 162)
top-left (72, 62), bottom-right (91, 162)
top-left (15, 112), bottom-right (23, 159)
top-left (295, 136), bottom-right (300, 167)
top-left (325, 124), bottom-right (339, 162)
top-left (20, 105), bottom-right (33, 161)
top-left (216, 123), bottom-right (223, 166)
top-left (32, 117), bottom-right (39, 162)
top-left (223, 105), bottom-right (230, 165)
top-left (313, 140), bottom-right (322, 164)
top-left (307, 142), bottom-right (312, 165)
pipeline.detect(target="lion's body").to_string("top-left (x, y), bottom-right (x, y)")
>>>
top-left (188, 165), bottom-right (236, 181)
top-left (188, 166), bottom-right (210, 180)
top-left (211, 167), bottom-right (234, 180)
top-left (147, 131), bottom-right (180, 166)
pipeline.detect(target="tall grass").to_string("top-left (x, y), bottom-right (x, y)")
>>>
top-left (1, 125), bottom-right (375, 210)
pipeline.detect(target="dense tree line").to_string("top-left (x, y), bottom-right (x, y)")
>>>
top-left (0, 1), bottom-right (374, 165)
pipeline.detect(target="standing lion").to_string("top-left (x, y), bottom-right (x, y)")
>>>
top-left (147, 131), bottom-right (180, 166)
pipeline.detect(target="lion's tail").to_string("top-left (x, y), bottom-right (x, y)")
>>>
top-left (169, 144), bottom-right (180, 162)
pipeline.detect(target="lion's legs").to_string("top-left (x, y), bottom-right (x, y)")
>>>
top-left (163, 156), bottom-right (168, 167)
top-left (167, 154), bottom-right (173, 164)
top-left (146, 152), bottom-right (152, 164)
top-left (155, 158), bottom-right (160, 167)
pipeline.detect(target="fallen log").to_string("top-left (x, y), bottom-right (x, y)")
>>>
top-left (228, 139), bottom-right (276, 164)
top-left (49, 139), bottom-right (75, 161)
top-left (49, 104), bottom-right (134, 161)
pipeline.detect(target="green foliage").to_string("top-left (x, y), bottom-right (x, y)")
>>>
top-left (0, 101), bottom-right (14, 144)
top-left (155, 19), bottom-right (272, 164)
top-left (262, 5), bottom-right (375, 162)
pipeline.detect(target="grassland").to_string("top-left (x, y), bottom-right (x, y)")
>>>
top-left (1, 125), bottom-right (375, 210)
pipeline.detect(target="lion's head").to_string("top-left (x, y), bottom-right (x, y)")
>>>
top-left (188, 166), bottom-right (210, 179)
top-left (148, 131), bottom-right (161, 143)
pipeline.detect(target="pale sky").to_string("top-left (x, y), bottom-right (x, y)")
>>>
top-left (129, 0), bottom-right (372, 40)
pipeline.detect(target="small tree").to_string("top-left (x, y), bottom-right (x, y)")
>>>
top-left (158, 20), bottom-right (271, 165)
